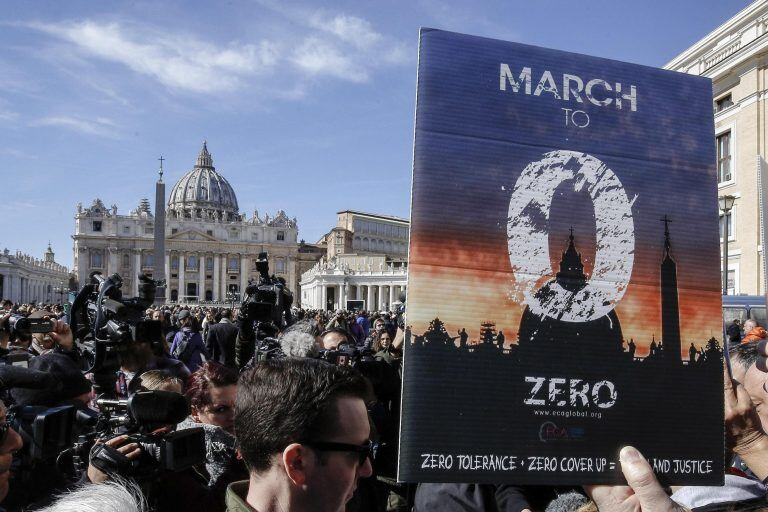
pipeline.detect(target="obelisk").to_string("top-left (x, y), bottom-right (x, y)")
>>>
top-left (153, 156), bottom-right (167, 304)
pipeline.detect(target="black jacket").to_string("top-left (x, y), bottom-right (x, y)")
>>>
top-left (206, 320), bottom-right (239, 369)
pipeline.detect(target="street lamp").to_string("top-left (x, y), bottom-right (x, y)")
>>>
top-left (52, 281), bottom-right (67, 304)
top-left (719, 194), bottom-right (736, 295)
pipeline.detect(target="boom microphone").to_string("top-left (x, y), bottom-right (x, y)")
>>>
top-left (128, 391), bottom-right (189, 426)
top-left (0, 365), bottom-right (61, 391)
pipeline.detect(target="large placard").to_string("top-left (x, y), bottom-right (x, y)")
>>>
top-left (399, 29), bottom-right (723, 485)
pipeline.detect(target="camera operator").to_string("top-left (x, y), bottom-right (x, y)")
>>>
top-left (320, 328), bottom-right (354, 351)
top-left (120, 323), bottom-right (190, 396)
top-left (26, 310), bottom-right (82, 364)
top-left (5, 352), bottom-right (94, 509)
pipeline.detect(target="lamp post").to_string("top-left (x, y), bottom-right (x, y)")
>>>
top-left (52, 281), bottom-right (67, 305)
top-left (719, 194), bottom-right (736, 295)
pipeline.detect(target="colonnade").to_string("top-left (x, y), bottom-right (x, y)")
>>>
top-left (312, 282), bottom-right (406, 312)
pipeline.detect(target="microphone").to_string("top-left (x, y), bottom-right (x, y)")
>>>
top-left (128, 390), bottom-right (189, 426)
top-left (0, 365), bottom-right (61, 391)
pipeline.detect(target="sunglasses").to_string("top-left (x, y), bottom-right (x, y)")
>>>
top-left (303, 440), bottom-right (376, 466)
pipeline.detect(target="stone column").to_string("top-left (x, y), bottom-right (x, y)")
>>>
top-left (178, 252), bottom-right (186, 303)
top-left (220, 254), bottom-right (228, 300)
top-left (389, 285), bottom-right (395, 311)
top-left (355, 284), bottom-right (361, 301)
top-left (378, 285), bottom-right (385, 311)
top-left (345, 283), bottom-right (351, 307)
top-left (366, 285), bottom-right (374, 311)
top-left (321, 284), bottom-right (328, 311)
top-left (164, 253), bottom-right (171, 299)
top-left (339, 283), bottom-right (346, 310)
top-left (133, 250), bottom-right (141, 296)
top-left (198, 254), bottom-right (206, 301)
top-left (213, 254), bottom-right (221, 302)
top-left (239, 255), bottom-right (248, 298)
top-left (314, 283), bottom-right (321, 309)
top-left (108, 247), bottom-right (118, 277)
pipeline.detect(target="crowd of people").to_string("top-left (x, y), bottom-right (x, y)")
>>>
top-left (1, 297), bottom-right (768, 511)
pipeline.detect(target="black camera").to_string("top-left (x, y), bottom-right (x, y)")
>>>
top-left (2, 315), bottom-right (54, 342)
top-left (66, 390), bottom-right (205, 480)
top-left (69, 272), bottom-right (163, 396)
top-left (238, 252), bottom-right (294, 366)
top-left (318, 344), bottom-right (375, 367)
top-left (240, 252), bottom-right (293, 329)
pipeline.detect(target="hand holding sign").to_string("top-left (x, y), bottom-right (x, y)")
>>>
top-left (585, 447), bottom-right (686, 512)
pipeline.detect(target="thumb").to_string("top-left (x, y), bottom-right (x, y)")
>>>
top-left (619, 446), bottom-right (675, 510)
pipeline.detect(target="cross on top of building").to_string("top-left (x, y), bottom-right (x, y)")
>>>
top-left (158, 155), bottom-right (165, 182)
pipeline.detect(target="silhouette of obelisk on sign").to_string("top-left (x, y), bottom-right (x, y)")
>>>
top-left (660, 215), bottom-right (681, 364)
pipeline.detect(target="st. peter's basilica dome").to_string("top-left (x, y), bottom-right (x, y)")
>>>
top-left (168, 142), bottom-right (240, 221)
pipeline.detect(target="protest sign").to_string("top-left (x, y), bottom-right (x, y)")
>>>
top-left (399, 28), bottom-right (723, 485)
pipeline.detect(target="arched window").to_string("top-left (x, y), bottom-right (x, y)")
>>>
top-left (187, 255), bottom-right (197, 269)
top-left (171, 255), bottom-right (179, 269)
top-left (205, 290), bottom-right (213, 301)
top-left (171, 289), bottom-right (178, 301)
top-left (276, 258), bottom-right (286, 273)
top-left (122, 253), bottom-right (130, 267)
top-left (206, 258), bottom-right (214, 270)
top-left (143, 252), bottom-right (154, 268)
top-left (228, 257), bottom-right (239, 270)
top-left (386, 241), bottom-right (392, 253)
top-left (363, 238), bottom-right (370, 251)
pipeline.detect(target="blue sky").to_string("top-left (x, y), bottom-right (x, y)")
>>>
top-left (0, 0), bottom-right (750, 269)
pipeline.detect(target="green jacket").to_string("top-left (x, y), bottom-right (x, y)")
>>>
top-left (225, 481), bottom-right (252, 512)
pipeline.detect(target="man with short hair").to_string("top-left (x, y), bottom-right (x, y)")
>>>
top-left (228, 358), bottom-right (373, 512)
top-left (320, 328), bottom-right (351, 351)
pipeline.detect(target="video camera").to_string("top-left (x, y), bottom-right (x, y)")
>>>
top-left (318, 344), bottom-right (375, 367)
top-left (1, 315), bottom-right (55, 343)
top-left (69, 272), bottom-right (163, 396)
top-left (240, 252), bottom-right (293, 330)
top-left (238, 252), bottom-right (294, 365)
top-left (63, 390), bottom-right (205, 480)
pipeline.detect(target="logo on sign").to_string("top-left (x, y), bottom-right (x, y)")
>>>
top-left (538, 421), bottom-right (585, 442)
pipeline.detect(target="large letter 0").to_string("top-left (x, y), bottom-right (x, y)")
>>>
top-left (507, 151), bottom-right (635, 322)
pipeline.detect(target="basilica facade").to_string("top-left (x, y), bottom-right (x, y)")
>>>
top-left (72, 143), bottom-right (300, 302)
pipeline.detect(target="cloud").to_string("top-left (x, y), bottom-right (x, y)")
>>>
top-left (307, 13), bottom-right (383, 49)
top-left (30, 115), bottom-right (118, 137)
top-left (20, 8), bottom-right (410, 100)
top-left (291, 37), bottom-right (367, 82)
top-left (27, 21), bottom-right (279, 94)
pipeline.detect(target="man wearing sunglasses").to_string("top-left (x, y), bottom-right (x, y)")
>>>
top-left (228, 358), bottom-right (373, 512)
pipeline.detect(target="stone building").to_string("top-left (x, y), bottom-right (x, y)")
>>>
top-left (300, 210), bottom-right (409, 311)
top-left (72, 143), bottom-right (300, 302)
top-left (665, 0), bottom-right (768, 294)
top-left (0, 245), bottom-right (71, 303)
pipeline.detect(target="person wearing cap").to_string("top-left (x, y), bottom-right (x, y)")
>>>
top-left (169, 309), bottom-right (209, 373)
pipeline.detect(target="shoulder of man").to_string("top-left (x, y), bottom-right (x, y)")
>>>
top-left (225, 480), bottom-right (251, 512)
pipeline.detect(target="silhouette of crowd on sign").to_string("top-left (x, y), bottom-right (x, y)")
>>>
top-left (408, 219), bottom-right (723, 369)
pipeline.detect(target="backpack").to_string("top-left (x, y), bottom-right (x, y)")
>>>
top-left (171, 329), bottom-right (194, 361)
